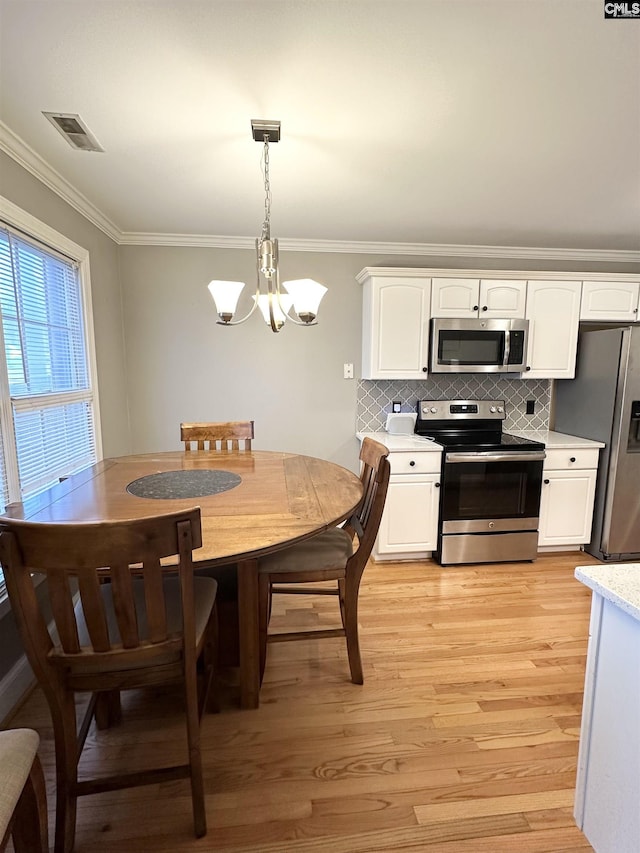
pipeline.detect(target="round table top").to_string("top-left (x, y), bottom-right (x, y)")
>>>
top-left (4, 450), bottom-right (364, 566)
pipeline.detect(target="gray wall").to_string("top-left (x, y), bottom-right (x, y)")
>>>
top-left (120, 245), bottom-right (376, 470)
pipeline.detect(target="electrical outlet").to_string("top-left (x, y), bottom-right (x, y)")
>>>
top-left (526, 399), bottom-right (535, 415)
top-left (343, 363), bottom-right (354, 379)
top-left (392, 400), bottom-right (402, 413)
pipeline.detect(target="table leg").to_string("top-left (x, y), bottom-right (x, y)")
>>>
top-left (236, 558), bottom-right (260, 709)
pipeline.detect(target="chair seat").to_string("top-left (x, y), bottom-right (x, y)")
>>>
top-left (75, 576), bottom-right (217, 652)
top-left (258, 527), bottom-right (353, 575)
top-left (0, 729), bottom-right (40, 841)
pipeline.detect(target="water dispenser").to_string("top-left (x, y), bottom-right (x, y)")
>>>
top-left (628, 400), bottom-right (640, 452)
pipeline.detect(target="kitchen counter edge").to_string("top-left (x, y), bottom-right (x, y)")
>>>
top-left (575, 563), bottom-right (640, 622)
top-left (356, 432), bottom-right (442, 452)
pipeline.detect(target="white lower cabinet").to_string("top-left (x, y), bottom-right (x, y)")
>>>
top-left (538, 449), bottom-right (599, 547)
top-left (374, 451), bottom-right (441, 560)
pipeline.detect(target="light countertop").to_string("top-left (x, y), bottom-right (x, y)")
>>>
top-left (357, 429), bottom-right (604, 453)
top-left (575, 564), bottom-right (640, 623)
top-left (508, 430), bottom-right (605, 450)
top-left (356, 432), bottom-right (442, 452)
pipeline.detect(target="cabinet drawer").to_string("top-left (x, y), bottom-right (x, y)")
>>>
top-left (389, 451), bottom-right (442, 475)
top-left (544, 448), bottom-right (600, 470)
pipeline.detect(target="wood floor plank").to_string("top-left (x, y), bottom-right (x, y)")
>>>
top-left (5, 552), bottom-right (595, 851)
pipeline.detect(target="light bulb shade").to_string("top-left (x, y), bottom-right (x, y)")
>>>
top-left (253, 293), bottom-right (293, 328)
top-left (208, 280), bottom-right (245, 322)
top-left (281, 278), bottom-right (327, 323)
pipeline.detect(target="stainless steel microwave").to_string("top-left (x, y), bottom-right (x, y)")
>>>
top-left (430, 318), bottom-right (529, 374)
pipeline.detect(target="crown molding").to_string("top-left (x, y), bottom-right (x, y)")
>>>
top-left (355, 266), bottom-right (640, 283)
top-left (117, 232), bottom-right (255, 248)
top-left (2, 126), bottom-right (638, 265)
top-left (119, 232), bottom-right (640, 264)
top-left (0, 121), bottom-right (121, 243)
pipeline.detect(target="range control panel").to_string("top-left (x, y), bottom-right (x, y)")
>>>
top-left (417, 399), bottom-right (506, 421)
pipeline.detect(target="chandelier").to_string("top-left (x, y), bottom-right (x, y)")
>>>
top-left (208, 120), bottom-right (327, 333)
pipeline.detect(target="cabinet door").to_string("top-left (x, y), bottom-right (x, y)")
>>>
top-left (480, 279), bottom-right (527, 318)
top-left (431, 278), bottom-right (479, 317)
top-left (538, 469), bottom-right (597, 546)
top-left (524, 280), bottom-right (581, 379)
top-left (580, 281), bottom-right (640, 322)
top-left (376, 474), bottom-right (440, 556)
top-left (361, 277), bottom-right (431, 379)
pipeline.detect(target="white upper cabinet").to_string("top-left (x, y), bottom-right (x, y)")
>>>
top-left (431, 278), bottom-right (479, 317)
top-left (480, 279), bottom-right (527, 317)
top-left (361, 276), bottom-right (431, 379)
top-left (524, 280), bottom-right (582, 379)
top-left (580, 281), bottom-right (640, 322)
top-left (431, 278), bottom-right (526, 318)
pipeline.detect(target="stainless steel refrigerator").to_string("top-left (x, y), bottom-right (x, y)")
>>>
top-left (554, 325), bottom-right (640, 562)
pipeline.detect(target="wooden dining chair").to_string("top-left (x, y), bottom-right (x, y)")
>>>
top-left (0, 507), bottom-right (217, 853)
top-left (181, 421), bottom-right (254, 452)
top-left (0, 728), bottom-right (48, 853)
top-left (257, 437), bottom-right (390, 685)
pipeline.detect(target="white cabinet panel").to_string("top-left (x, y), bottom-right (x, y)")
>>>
top-left (580, 281), bottom-right (640, 322)
top-left (543, 448), bottom-right (600, 470)
top-left (376, 473), bottom-right (440, 557)
top-left (361, 277), bottom-right (430, 379)
top-left (575, 595), bottom-right (640, 853)
top-left (480, 280), bottom-right (527, 317)
top-left (524, 280), bottom-right (581, 379)
top-left (430, 278), bottom-right (479, 317)
top-left (431, 278), bottom-right (526, 318)
top-left (538, 468), bottom-right (597, 546)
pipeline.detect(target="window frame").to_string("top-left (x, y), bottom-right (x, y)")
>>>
top-left (0, 195), bottom-right (103, 613)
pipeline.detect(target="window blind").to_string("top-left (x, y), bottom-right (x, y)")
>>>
top-left (0, 226), bottom-right (98, 601)
top-left (0, 423), bottom-right (7, 599)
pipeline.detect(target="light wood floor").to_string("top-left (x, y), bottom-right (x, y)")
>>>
top-left (7, 552), bottom-right (599, 852)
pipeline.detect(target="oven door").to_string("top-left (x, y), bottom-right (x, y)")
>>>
top-left (440, 450), bottom-right (545, 534)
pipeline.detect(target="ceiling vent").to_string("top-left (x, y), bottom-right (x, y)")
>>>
top-left (42, 112), bottom-right (104, 152)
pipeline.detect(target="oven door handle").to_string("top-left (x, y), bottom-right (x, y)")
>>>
top-left (446, 451), bottom-right (546, 463)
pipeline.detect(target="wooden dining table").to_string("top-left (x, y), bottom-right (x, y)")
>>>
top-left (2, 449), bottom-right (364, 709)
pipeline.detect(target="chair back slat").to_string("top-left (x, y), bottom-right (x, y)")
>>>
top-left (176, 519), bottom-right (197, 674)
top-left (142, 558), bottom-right (168, 644)
top-left (180, 421), bottom-right (254, 452)
top-left (77, 572), bottom-right (112, 652)
top-left (47, 570), bottom-right (82, 654)
top-left (109, 562), bottom-right (140, 648)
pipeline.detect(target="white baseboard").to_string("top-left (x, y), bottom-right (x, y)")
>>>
top-left (0, 653), bottom-right (35, 725)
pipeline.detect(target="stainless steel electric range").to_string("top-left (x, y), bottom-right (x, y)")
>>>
top-left (415, 399), bottom-right (546, 566)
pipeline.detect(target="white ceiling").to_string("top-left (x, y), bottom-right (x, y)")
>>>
top-left (1, 0), bottom-right (639, 252)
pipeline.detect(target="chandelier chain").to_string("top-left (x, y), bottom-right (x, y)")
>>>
top-left (261, 134), bottom-right (272, 242)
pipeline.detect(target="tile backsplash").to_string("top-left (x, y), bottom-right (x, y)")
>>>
top-left (357, 376), bottom-right (551, 433)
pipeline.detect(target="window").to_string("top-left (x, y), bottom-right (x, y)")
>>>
top-left (0, 199), bottom-right (102, 604)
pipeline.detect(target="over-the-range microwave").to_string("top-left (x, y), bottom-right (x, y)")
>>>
top-left (430, 318), bottom-right (529, 374)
